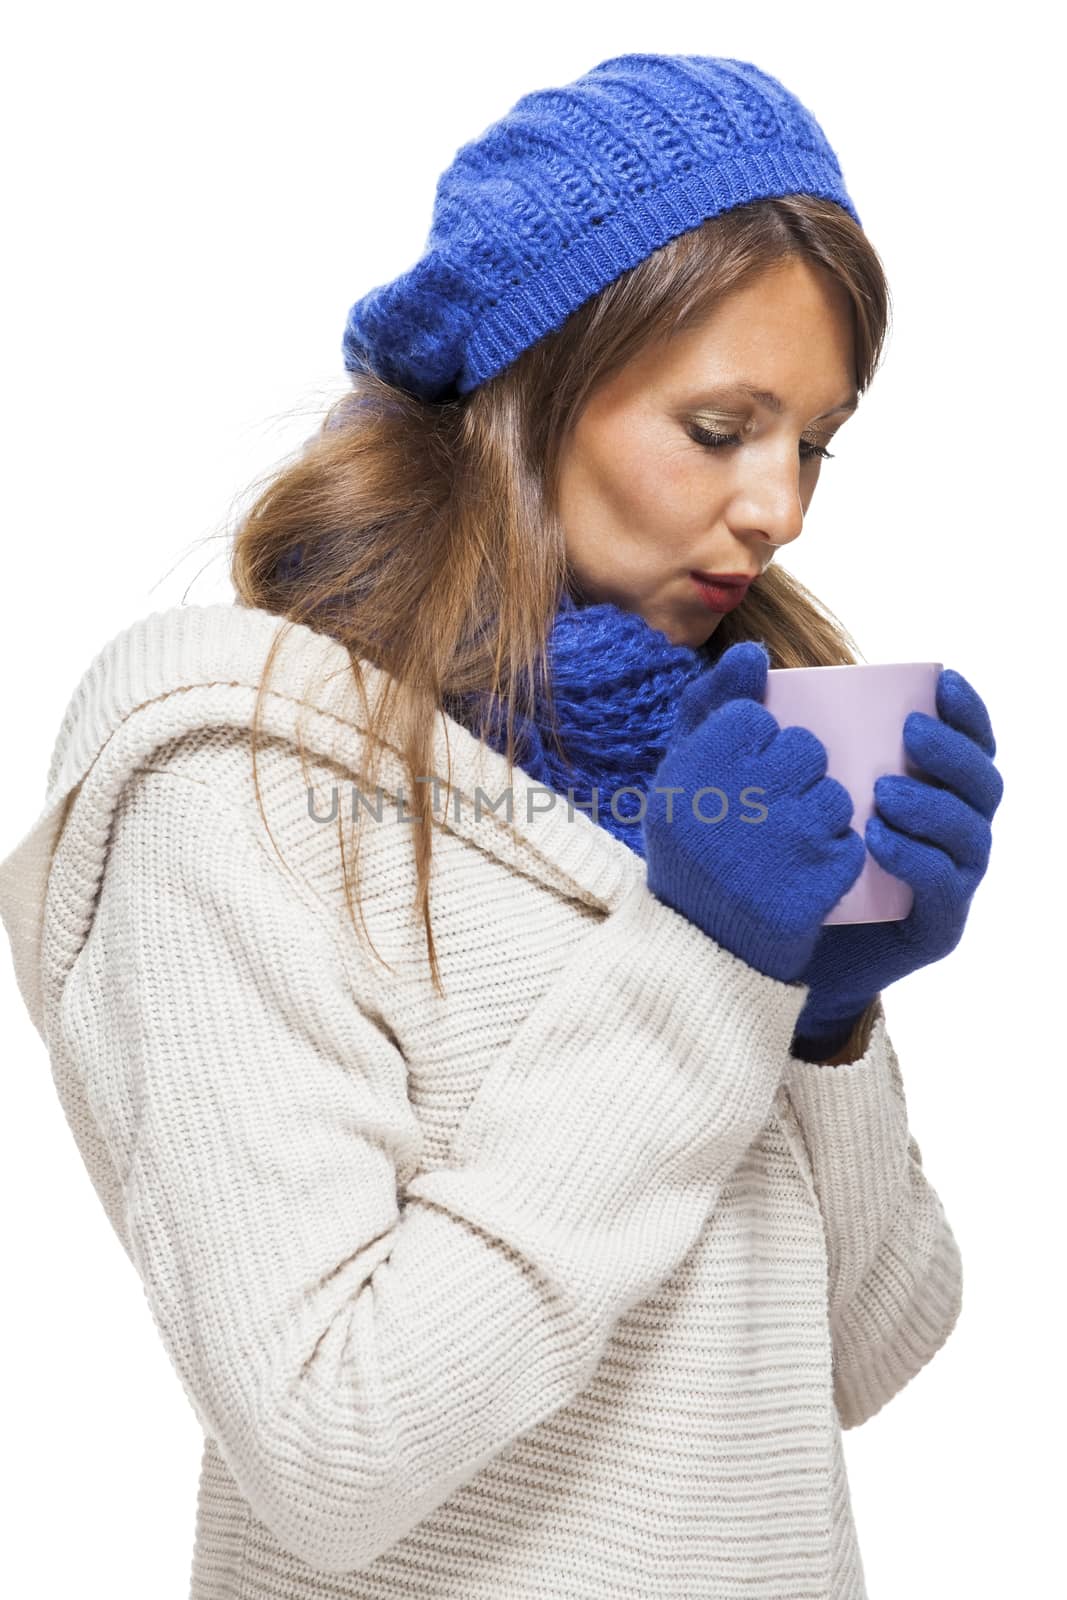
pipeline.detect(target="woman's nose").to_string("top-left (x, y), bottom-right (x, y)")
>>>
top-left (736, 466), bottom-right (806, 551)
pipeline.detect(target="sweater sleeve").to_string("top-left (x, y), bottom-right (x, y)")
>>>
top-left (782, 1002), bottom-right (964, 1430)
top-left (58, 764), bottom-right (810, 1576)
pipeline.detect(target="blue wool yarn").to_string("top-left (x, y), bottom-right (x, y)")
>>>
top-left (791, 668), bottom-right (1005, 1052)
top-left (453, 600), bottom-right (867, 984)
top-left (640, 647), bottom-right (867, 984)
top-left (455, 598), bottom-right (1004, 1005)
top-left (651, 638), bottom-right (1006, 1040)
top-left (450, 593), bottom-right (714, 855)
top-left (341, 53), bottom-right (861, 402)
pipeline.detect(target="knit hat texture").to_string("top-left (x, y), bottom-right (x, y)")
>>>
top-left (341, 52), bottom-right (860, 402)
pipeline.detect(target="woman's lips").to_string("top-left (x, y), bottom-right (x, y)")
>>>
top-left (689, 573), bottom-right (752, 612)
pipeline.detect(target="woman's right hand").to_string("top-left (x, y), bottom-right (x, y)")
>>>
top-left (641, 642), bottom-right (867, 984)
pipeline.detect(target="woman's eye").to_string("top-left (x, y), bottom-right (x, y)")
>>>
top-left (686, 422), bottom-right (835, 461)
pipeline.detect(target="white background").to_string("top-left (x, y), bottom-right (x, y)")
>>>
top-left (1, 3), bottom-right (1061, 1594)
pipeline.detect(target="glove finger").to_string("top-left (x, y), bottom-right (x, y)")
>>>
top-left (692, 715), bottom-right (827, 807)
top-left (672, 641), bottom-right (770, 739)
top-left (691, 696), bottom-right (781, 768)
top-left (903, 711), bottom-right (1004, 821)
top-left (759, 722), bottom-right (831, 796)
top-left (768, 791), bottom-right (863, 879)
top-left (809, 773), bottom-right (858, 837)
top-left (874, 773), bottom-right (992, 872)
top-left (865, 812), bottom-right (975, 928)
top-left (937, 667), bottom-right (997, 758)
top-left (831, 826), bottom-right (869, 900)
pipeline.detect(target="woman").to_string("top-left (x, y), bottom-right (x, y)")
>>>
top-left (0, 52), bottom-right (1002, 1600)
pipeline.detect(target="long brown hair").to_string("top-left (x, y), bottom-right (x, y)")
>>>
top-left (230, 194), bottom-right (890, 995)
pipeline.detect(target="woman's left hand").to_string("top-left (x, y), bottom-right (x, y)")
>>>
top-left (792, 666), bottom-right (1005, 1055)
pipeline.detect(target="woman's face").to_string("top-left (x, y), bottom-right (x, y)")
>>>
top-left (556, 255), bottom-right (858, 648)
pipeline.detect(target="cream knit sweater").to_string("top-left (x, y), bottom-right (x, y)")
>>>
top-left (0, 603), bottom-right (963, 1599)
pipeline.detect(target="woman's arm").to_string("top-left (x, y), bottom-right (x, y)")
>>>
top-left (784, 1003), bottom-right (963, 1428)
top-left (62, 759), bottom-right (812, 1576)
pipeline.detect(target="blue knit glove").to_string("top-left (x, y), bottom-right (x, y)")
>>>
top-left (642, 642), bottom-right (867, 983)
top-left (790, 668), bottom-right (1005, 1056)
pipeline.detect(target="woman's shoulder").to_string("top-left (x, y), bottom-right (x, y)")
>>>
top-left (0, 602), bottom-right (400, 1040)
top-left (2, 598), bottom-right (641, 1046)
top-left (43, 600), bottom-right (378, 796)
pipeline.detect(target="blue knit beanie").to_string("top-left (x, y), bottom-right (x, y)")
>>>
top-left (341, 52), bottom-right (861, 403)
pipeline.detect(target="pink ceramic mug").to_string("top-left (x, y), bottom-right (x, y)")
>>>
top-left (763, 661), bottom-right (943, 924)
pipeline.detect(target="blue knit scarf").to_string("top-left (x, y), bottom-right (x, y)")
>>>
top-left (449, 594), bottom-right (717, 858)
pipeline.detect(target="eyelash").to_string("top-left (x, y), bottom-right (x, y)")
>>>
top-left (688, 423), bottom-right (835, 461)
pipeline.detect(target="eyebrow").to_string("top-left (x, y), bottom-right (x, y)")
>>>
top-left (697, 383), bottom-right (859, 420)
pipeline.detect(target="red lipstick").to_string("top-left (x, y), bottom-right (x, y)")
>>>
top-left (689, 571), bottom-right (754, 612)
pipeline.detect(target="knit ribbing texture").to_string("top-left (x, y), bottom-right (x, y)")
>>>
top-left (0, 602), bottom-right (964, 1600)
top-left (341, 53), bottom-right (861, 401)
